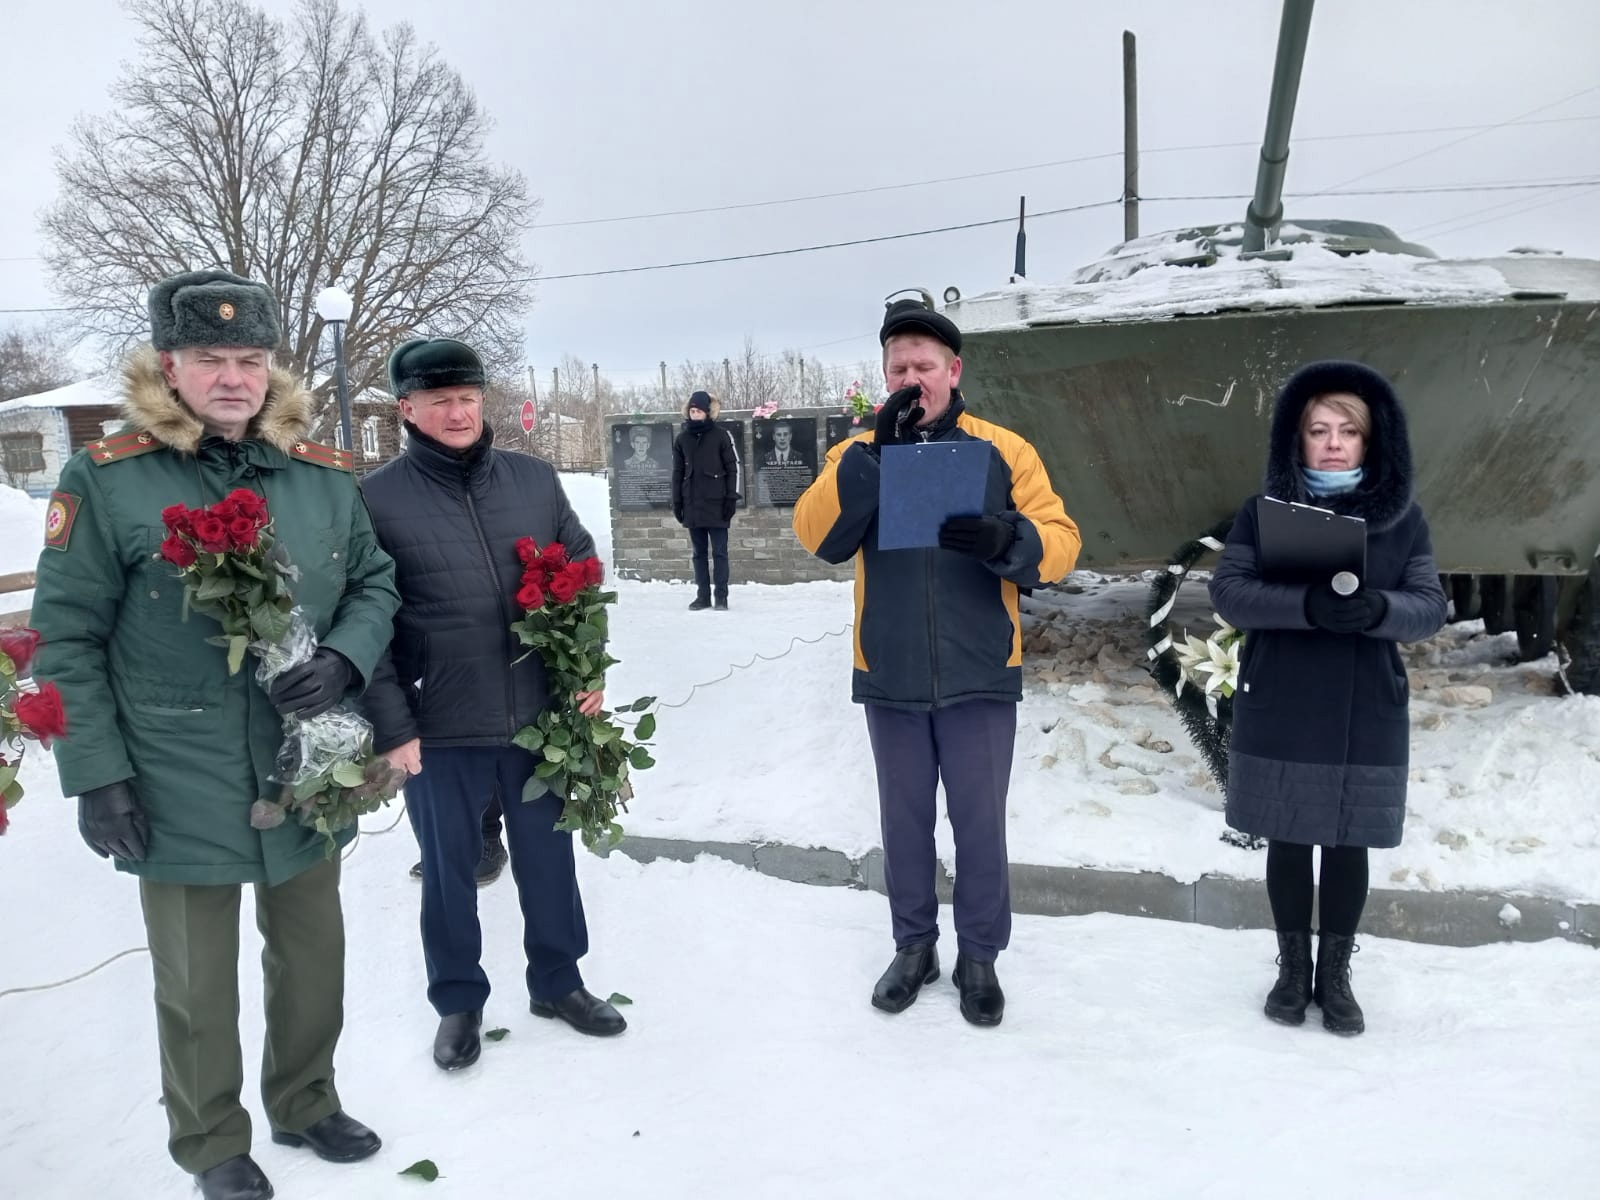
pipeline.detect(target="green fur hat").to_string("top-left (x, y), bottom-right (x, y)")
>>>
top-left (148, 269), bottom-right (281, 351)
top-left (386, 338), bottom-right (487, 399)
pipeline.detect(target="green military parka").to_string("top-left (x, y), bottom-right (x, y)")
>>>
top-left (31, 347), bottom-right (400, 885)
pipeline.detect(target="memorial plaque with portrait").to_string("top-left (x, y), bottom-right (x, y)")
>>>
top-left (612, 421), bottom-right (674, 510)
top-left (825, 414), bottom-right (871, 450)
top-left (717, 418), bottom-right (748, 508)
top-left (752, 416), bottom-right (818, 508)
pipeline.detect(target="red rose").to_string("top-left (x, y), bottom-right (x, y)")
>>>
top-left (0, 799), bottom-right (8, 835)
top-left (515, 536), bottom-right (539, 565)
top-left (580, 557), bottom-right (604, 586)
top-left (226, 490), bottom-right (269, 525)
top-left (0, 628), bottom-right (41, 677)
top-left (160, 534), bottom-right (198, 568)
top-left (516, 578), bottom-right (546, 610)
top-left (14, 683), bottom-right (67, 748)
top-left (160, 504), bottom-right (194, 536)
top-left (542, 542), bottom-right (569, 570)
top-left (547, 564), bottom-right (584, 604)
top-left (190, 514), bottom-right (230, 553)
top-left (227, 516), bottom-right (261, 550)
top-left (210, 497), bottom-right (239, 522)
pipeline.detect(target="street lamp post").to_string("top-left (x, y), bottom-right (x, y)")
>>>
top-left (314, 285), bottom-right (355, 455)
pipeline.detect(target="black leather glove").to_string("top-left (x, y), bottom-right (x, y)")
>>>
top-left (1305, 584), bottom-right (1386, 633)
top-left (873, 385), bottom-right (924, 447)
top-left (939, 515), bottom-right (1016, 561)
top-left (267, 647), bottom-right (354, 720)
top-left (79, 781), bottom-right (149, 862)
top-left (673, 506), bottom-right (685, 526)
top-left (721, 498), bottom-right (737, 521)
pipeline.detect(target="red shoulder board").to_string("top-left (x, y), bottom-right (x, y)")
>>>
top-left (289, 440), bottom-right (354, 472)
top-left (85, 430), bottom-right (163, 466)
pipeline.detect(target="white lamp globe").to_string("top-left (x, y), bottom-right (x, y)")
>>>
top-left (315, 285), bottom-right (353, 323)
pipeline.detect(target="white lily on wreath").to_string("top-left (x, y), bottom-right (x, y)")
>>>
top-left (1173, 614), bottom-right (1243, 711)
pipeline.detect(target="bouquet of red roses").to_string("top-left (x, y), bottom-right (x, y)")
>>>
top-left (509, 539), bottom-right (656, 850)
top-left (0, 627), bottom-right (68, 836)
top-left (160, 491), bottom-right (405, 851)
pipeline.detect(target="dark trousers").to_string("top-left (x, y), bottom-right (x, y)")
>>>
top-left (140, 858), bottom-right (344, 1174)
top-left (689, 525), bottom-right (729, 600)
top-left (406, 746), bottom-right (588, 1016)
top-left (864, 699), bottom-right (1017, 962)
top-left (1265, 841), bottom-right (1370, 935)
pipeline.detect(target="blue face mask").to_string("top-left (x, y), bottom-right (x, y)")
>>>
top-left (1301, 465), bottom-right (1364, 497)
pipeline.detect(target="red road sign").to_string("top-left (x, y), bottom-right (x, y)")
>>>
top-left (520, 398), bottom-right (537, 433)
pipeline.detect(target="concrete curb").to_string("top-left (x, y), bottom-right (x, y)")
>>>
top-left (609, 835), bottom-right (1598, 949)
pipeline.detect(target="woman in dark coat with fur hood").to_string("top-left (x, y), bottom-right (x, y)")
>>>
top-left (1209, 360), bottom-right (1447, 1036)
top-left (671, 390), bottom-right (740, 610)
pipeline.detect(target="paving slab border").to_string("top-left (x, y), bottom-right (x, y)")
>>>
top-left (611, 835), bottom-right (1597, 949)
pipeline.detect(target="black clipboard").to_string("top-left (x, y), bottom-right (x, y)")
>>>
top-left (1256, 496), bottom-right (1367, 585)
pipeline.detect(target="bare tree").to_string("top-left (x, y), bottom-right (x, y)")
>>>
top-left (42, 0), bottom-right (535, 436)
top-left (0, 326), bottom-right (78, 402)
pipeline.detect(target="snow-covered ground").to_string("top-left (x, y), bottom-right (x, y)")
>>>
top-left (2, 790), bottom-right (1596, 1198)
top-left (4, 473), bottom-right (1598, 1197)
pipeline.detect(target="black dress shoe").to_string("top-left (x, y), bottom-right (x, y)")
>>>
top-left (432, 1009), bottom-right (483, 1071)
top-left (531, 987), bottom-right (627, 1036)
top-left (474, 836), bottom-right (508, 886)
top-left (871, 943), bottom-right (940, 1014)
top-left (952, 953), bottom-right (1005, 1027)
top-left (195, 1154), bottom-right (273, 1200)
top-left (270, 1110), bottom-right (382, 1163)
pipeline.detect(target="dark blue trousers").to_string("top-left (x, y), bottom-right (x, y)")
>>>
top-left (865, 700), bottom-right (1017, 962)
top-left (405, 746), bottom-right (588, 1016)
top-left (689, 526), bottom-right (729, 600)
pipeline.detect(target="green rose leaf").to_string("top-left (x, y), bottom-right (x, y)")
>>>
top-left (628, 746), bottom-right (655, 770)
top-left (628, 696), bottom-right (654, 712)
top-left (542, 744), bottom-right (566, 763)
top-left (522, 774), bottom-right (550, 802)
top-left (399, 1159), bottom-right (441, 1182)
top-left (634, 713), bottom-right (656, 741)
top-left (512, 725), bottom-right (545, 752)
top-left (607, 992), bottom-right (633, 1006)
top-left (485, 1027), bottom-right (510, 1042)
top-left (332, 761), bottom-right (366, 788)
top-left (226, 635), bottom-right (249, 676)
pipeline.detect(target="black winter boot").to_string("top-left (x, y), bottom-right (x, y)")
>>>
top-left (688, 595), bottom-right (712, 611)
top-left (871, 943), bottom-right (939, 1014)
top-left (952, 953), bottom-right (1005, 1027)
top-left (1263, 930), bottom-right (1313, 1026)
top-left (1313, 932), bottom-right (1365, 1036)
top-left (195, 1155), bottom-right (273, 1200)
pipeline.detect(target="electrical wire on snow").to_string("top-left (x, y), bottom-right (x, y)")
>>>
top-left (650, 624), bottom-right (854, 711)
top-left (0, 945), bottom-right (150, 1001)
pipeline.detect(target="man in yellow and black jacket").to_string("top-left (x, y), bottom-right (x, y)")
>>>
top-left (793, 298), bottom-right (1080, 1028)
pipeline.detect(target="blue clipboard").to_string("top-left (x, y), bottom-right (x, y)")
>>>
top-left (877, 440), bottom-right (990, 550)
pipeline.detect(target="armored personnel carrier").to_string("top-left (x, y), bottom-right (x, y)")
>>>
top-left (938, 0), bottom-right (1600, 689)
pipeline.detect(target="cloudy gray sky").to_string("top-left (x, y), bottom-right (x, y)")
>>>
top-left (3, 0), bottom-right (1597, 387)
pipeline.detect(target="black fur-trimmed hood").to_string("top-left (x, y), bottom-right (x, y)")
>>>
top-left (1263, 360), bottom-right (1415, 533)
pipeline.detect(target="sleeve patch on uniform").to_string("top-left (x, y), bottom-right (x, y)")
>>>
top-left (44, 492), bottom-right (81, 550)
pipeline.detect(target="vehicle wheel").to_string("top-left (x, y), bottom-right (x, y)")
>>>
top-left (1445, 574), bottom-right (1479, 623)
top-left (1560, 559), bottom-right (1600, 694)
top-left (1479, 575), bottom-right (1514, 635)
top-left (1512, 576), bottom-right (1558, 662)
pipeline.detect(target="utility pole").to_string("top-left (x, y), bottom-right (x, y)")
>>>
top-left (723, 357), bottom-right (733, 402)
top-left (526, 365), bottom-right (538, 456)
top-left (660, 360), bottom-right (668, 406)
top-left (1012, 196), bottom-right (1027, 281)
top-left (799, 356), bottom-right (806, 402)
top-left (551, 367), bottom-right (561, 469)
top-left (1123, 29), bottom-right (1140, 242)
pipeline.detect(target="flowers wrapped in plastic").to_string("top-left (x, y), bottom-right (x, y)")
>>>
top-left (160, 490), bottom-right (406, 852)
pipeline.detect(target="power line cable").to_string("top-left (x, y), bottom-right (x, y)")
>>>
top-left (1300, 83), bottom-right (1600, 197)
top-left (1421, 183), bottom-right (1600, 241)
top-left (533, 113), bottom-right (1600, 229)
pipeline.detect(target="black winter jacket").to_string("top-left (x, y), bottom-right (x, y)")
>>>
top-left (671, 418), bottom-right (739, 528)
top-left (1209, 361), bottom-right (1447, 849)
top-left (358, 424), bottom-right (597, 751)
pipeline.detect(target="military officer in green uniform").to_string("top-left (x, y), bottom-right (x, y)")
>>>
top-left (31, 270), bottom-right (401, 1200)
